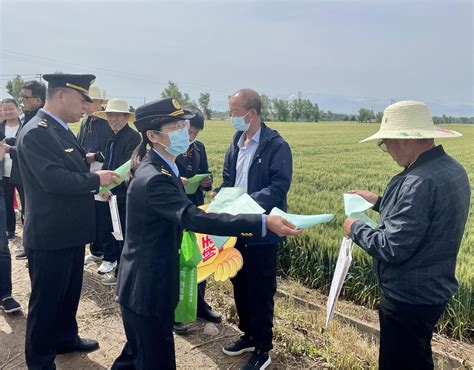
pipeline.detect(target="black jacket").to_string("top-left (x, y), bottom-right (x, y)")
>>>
top-left (77, 115), bottom-right (113, 162)
top-left (16, 110), bottom-right (100, 250)
top-left (175, 140), bottom-right (211, 206)
top-left (117, 150), bottom-right (262, 317)
top-left (102, 124), bottom-right (141, 200)
top-left (216, 122), bottom-right (293, 246)
top-left (351, 146), bottom-right (471, 305)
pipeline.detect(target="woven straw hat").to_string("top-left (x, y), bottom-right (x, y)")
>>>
top-left (360, 100), bottom-right (462, 143)
top-left (93, 98), bottom-right (135, 122)
top-left (89, 86), bottom-right (107, 102)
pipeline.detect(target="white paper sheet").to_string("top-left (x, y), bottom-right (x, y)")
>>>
top-left (89, 161), bottom-right (103, 173)
top-left (325, 237), bottom-right (353, 328)
top-left (109, 195), bottom-right (123, 241)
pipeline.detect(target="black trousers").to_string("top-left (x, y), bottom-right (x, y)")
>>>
top-left (378, 295), bottom-right (447, 370)
top-left (89, 201), bottom-right (113, 260)
top-left (231, 243), bottom-right (277, 352)
top-left (2, 177), bottom-right (16, 233)
top-left (16, 183), bottom-right (25, 224)
top-left (112, 305), bottom-right (176, 370)
top-left (25, 247), bottom-right (85, 370)
top-left (196, 280), bottom-right (210, 313)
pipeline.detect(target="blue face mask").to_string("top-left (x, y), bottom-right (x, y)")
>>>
top-left (159, 127), bottom-right (190, 157)
top-left (230, 111), bottom-right (251, 132)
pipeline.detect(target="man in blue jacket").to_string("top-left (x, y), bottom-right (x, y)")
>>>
top-left (213, 89), bottom-right (292, 370)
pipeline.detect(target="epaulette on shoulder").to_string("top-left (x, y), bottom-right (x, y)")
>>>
top-left (37, 119), bottom-right (48, 128)
top-left (159, 166), bottom-right (172, 177)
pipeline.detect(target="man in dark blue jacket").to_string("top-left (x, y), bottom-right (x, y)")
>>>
top-left (213, 89), bottom-right (292, 370)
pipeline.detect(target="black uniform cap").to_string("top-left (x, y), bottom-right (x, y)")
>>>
top-left (134, 98), bottom-right (194, 132)
top-left (42, 73), bottom-right (96, 103)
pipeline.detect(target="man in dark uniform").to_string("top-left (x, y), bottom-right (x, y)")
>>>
top-left (16, 73), bottom-right (119, 370)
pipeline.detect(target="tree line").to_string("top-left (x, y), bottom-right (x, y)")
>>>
top-left (4, 75), bottom-right (473, 124)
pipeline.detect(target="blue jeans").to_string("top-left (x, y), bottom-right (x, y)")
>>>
top-left (0, 190), bottom-right (11, 299)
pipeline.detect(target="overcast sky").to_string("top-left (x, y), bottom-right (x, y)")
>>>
top-left (1, 0), bottom-right (472, 115)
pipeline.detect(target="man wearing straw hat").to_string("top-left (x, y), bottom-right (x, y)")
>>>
top-left (343, 100), bottom-right (470, 370)
top-left (94, 98), bottom-right (141, 285)
top-left (16, 73), bottom-right (120, 369)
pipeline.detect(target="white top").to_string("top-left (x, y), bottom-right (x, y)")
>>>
top-left (3, 124), bottom-right (19, 178)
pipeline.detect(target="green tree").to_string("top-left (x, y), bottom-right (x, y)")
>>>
top-left (375, 111), bottom-right (384, 123)
top-left (161, 81), bottom-right (192, 105)
top-left (301, 99), bottom-right (315, 122)
top-left (198, 92), bottom-right (212, 120)
top-left (260, 94), bottom-right (272, 121)
top-left (357, 108), bottom-right (374, 123)
top-left (272, 99), bottom-right (290, 121)
top-left (290, 92), bottom-right (304, 121)
top-left (5, 75), bottom-right (24, 102)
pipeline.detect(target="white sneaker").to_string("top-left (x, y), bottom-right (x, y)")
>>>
top-left (84, 253), bottom-right (103, 265)
top-left (97, 261), bottom-right (117, 274)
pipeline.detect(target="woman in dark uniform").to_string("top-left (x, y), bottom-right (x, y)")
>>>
top-left (112, 98), bottom-right (301, 369)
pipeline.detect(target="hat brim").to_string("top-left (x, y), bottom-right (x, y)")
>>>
top-left (80, 92), bottom-right (93, 103)
top-left (93, 110), bottom-right (136, 123)
top-left (360, 127), bottom-right (463, 143)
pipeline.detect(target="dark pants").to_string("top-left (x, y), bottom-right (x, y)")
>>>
top-left (378, 295), bottom-right (447, 370)
top-left (25, 246), bottom-right (86, 370)
top-left (112, 305), bottom-right (175, 370)
top-left (196, 281), bottom-right (210, 313)
top-left (89, 201), bottom-right (113, 259)
top-left (2, 177), bottom-right (16, 233)
top-left (0, 191), bottom-right (11, 299)
top-left (16, 183), bottom-right (25, 224)
top-left (231, 243), bottom-right (277, 352)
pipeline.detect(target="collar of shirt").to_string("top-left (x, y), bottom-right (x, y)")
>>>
top-left (237, 128), bottom-right (261, 149)
top-left (40, 108), bottom-right (69, 131)
top-left (152, 148), bottom-right (180, 178)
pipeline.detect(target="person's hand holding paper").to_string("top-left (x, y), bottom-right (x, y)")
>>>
top-left (99, 160), bottom-right (130, 194)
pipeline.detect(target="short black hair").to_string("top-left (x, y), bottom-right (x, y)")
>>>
top-left (1, 98), bottom-right (19, 108)
top-left (184, 107), bottom-right (205, 130)
top-left (22, 80), bottom-right (46, 102)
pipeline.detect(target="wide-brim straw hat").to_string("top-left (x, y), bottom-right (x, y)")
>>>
top-left (89, 86), bottom-right (108, 102)
top-left (360, 100), bottom-right (462, 143)
top-left (94, 98), bottom-right (135, 122)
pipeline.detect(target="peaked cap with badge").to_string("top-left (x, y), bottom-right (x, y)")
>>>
top-left (134, 98), bottom-right (194, 132)
top-left (42, 73), bottom-right (96, 103)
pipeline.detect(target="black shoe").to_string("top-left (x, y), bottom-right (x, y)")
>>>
top-left (15, 251), bottom-right (27, 260)
top-left (56, 337), bottom-right (99, 354)
top-left (173, 323), bottom-right (189, 335)
top-left (222, 336), bottom-right (255, 356)
top-left (6, 231), bottom-right (15, 239)
top-left (197, 308), bottom-right (222, 323)
top-left (0, 296), bottom-right (22, 313)
top-left (241, 350), bottom-right (271, 370)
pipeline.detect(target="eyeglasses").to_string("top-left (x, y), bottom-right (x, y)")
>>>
top-left (377, 139), bottom-right (387, 152)
top-left (161, 120), bottom-right (190, 132)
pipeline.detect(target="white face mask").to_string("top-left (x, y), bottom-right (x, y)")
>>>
top-left (230, 111), bottom-right (251, 132)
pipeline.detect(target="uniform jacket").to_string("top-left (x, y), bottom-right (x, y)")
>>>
top-left (216, 122), bottom-right (292, 246)
top-left (77, 115), bottom-right (113, 162)
top-left (175, 140), bottom-right (211, 206)
top-left (351, 146), bottom-right (470, 305)
top-left (117, 150), bottom-right (262, 317)
top-left (16, 110), bottom-right (100, 250)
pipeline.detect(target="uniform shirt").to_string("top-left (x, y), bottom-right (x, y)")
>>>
top-left (152, 148), bottom-right (179, 177)
top-left (234, 129), bottom-right (261, 192)
top-left (351, 145), bottom-right (470, 305)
